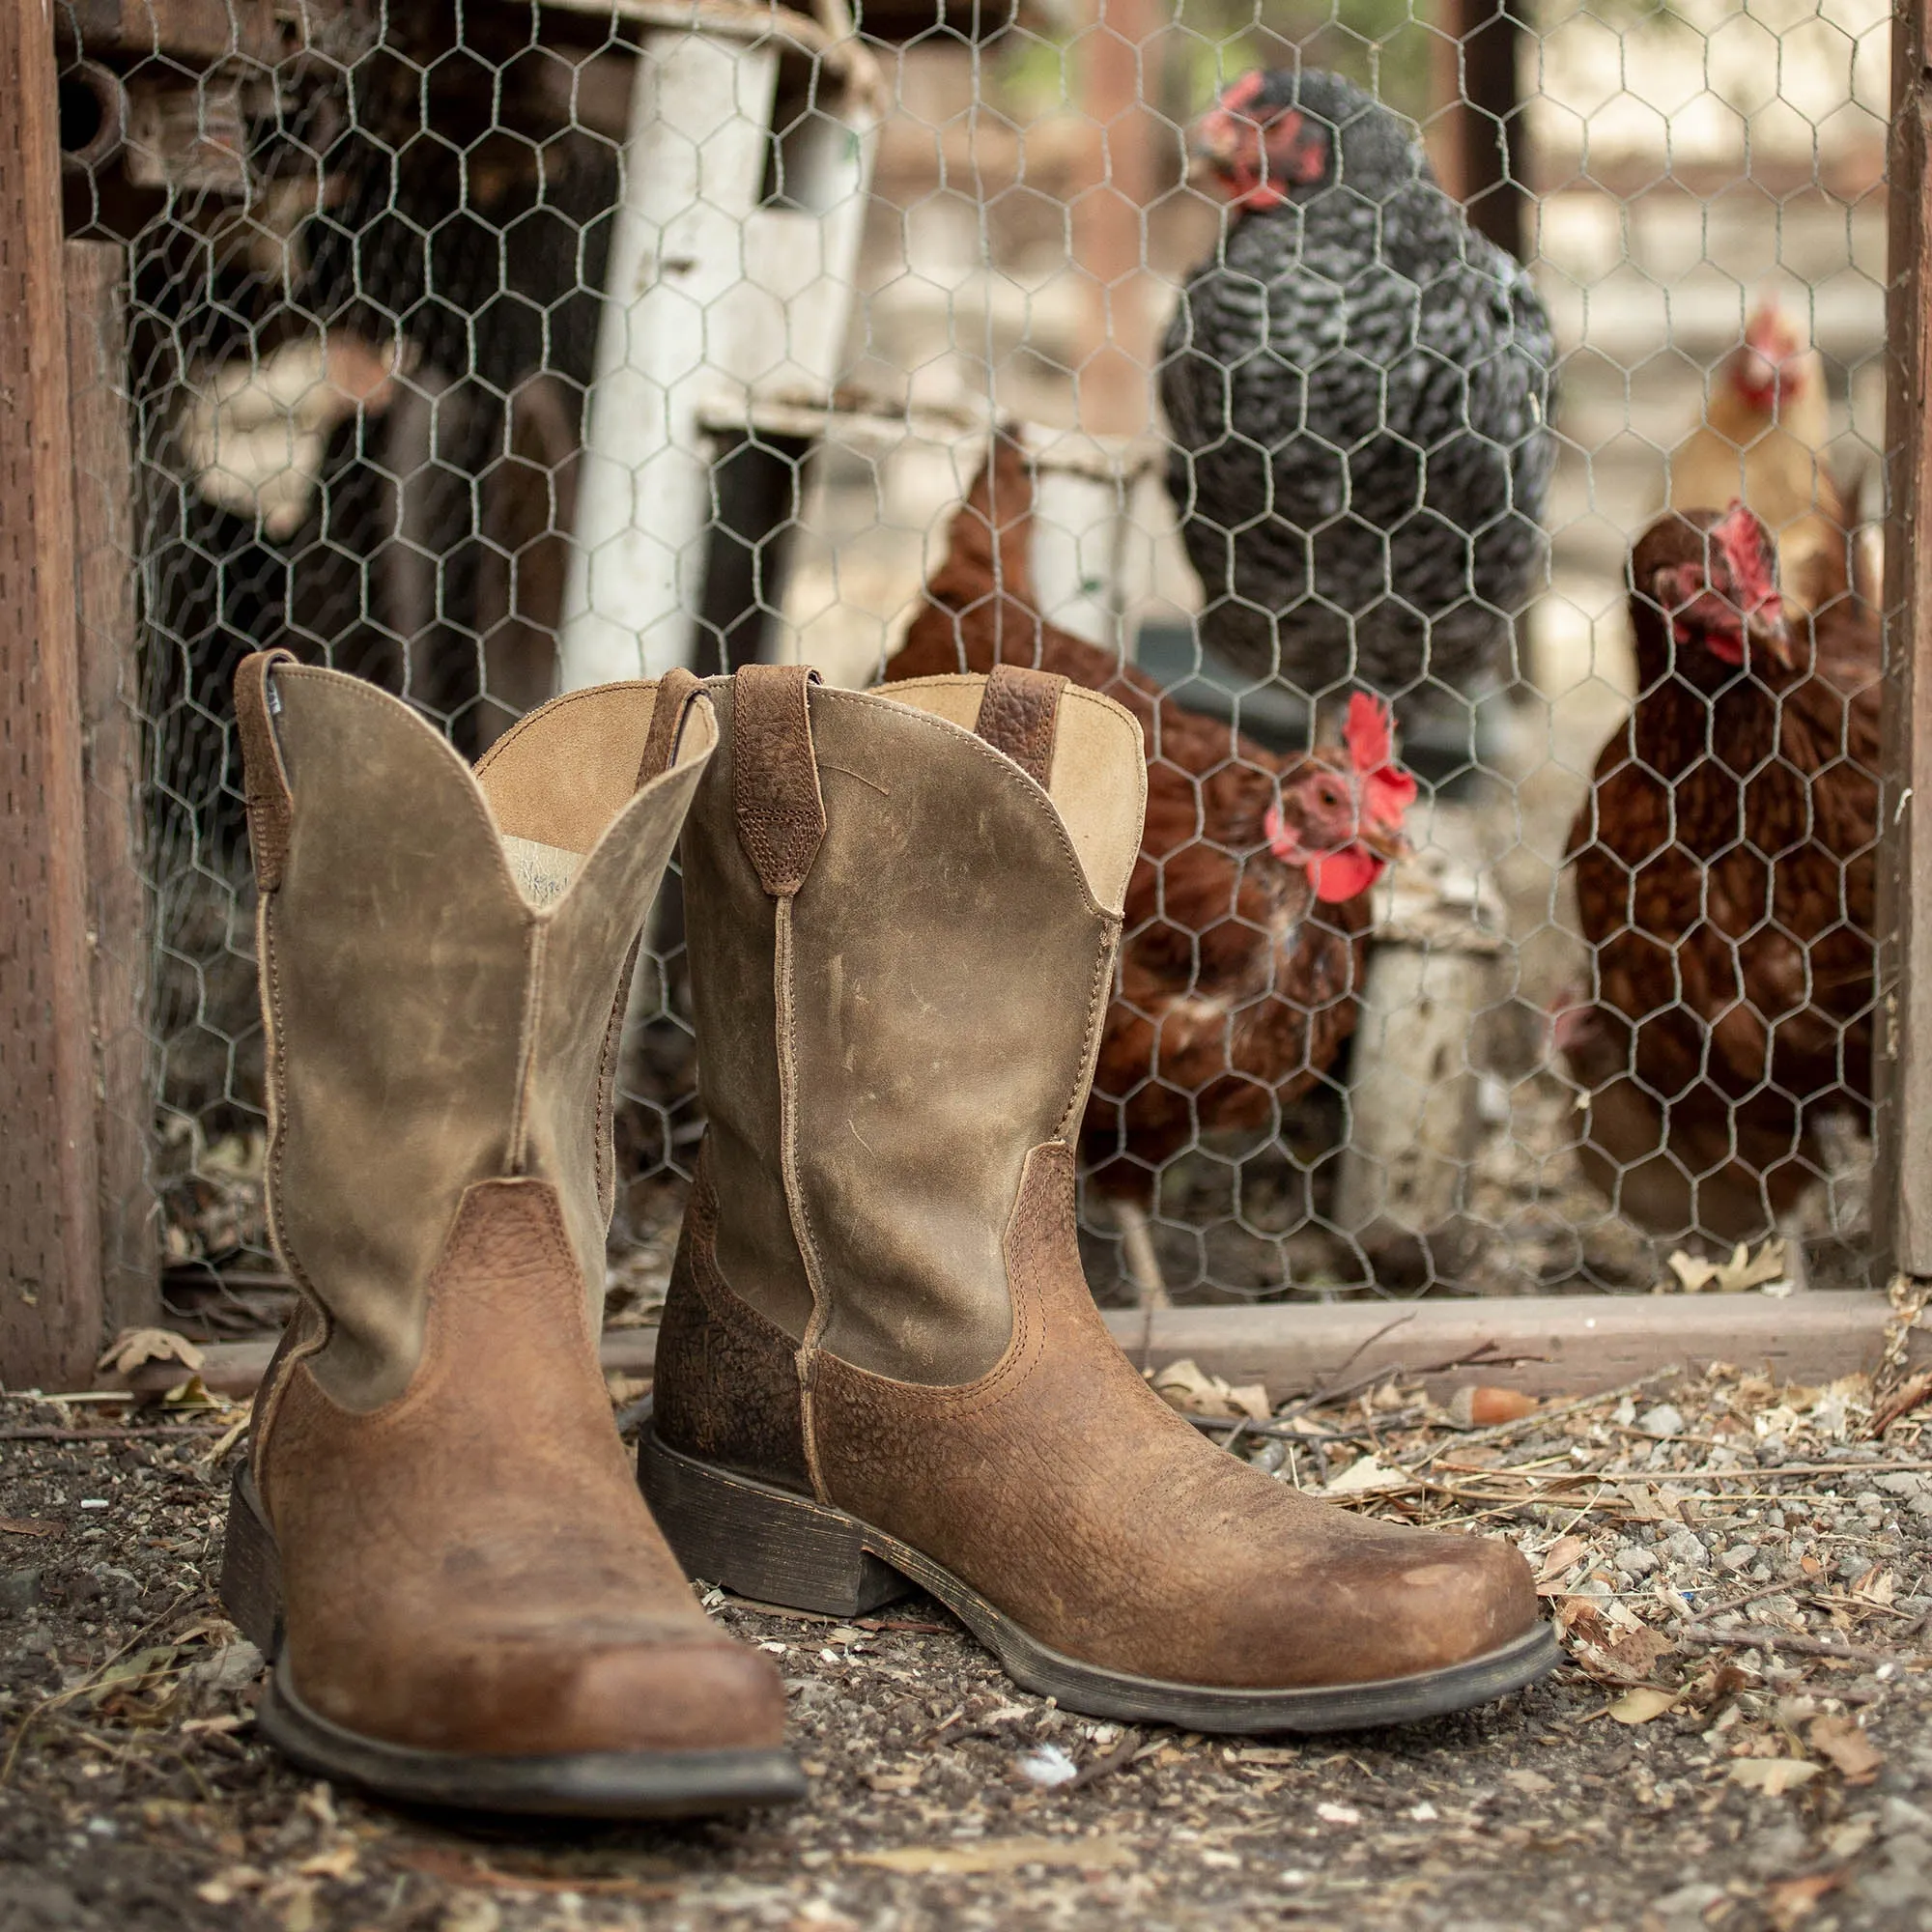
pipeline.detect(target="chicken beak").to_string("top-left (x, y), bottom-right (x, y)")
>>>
top-left (1747, 604), bottom-right (1797, 672)
top-left (1357, 818), bottom-right (1413, 865)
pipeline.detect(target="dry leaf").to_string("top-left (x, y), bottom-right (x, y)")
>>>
top-left (97, 1327), bottom-right (206, 1378)
top-left (1607, 1686), bottom-right (1682, 1725)
top-left (1823, 1816), bottom-right (1877, 1861)
top-left (295, 1844), bottom-right (360, 1881)
top-left (850, 1837), bottom-right (1134, 1876)
top-left (0, 1518), bottom-right (61, 1538)
top-left (1445, 1385), bottom-right (1542, 1428)
top-left (1764, 1872), bottom-right (1841, 1929)
top-left (1664, 1239), bottom-right (1788, 1295)
top-left (1537, 1535), bottom-right (1589, 1583)
top-left (1868, 1368), bottom-right (1932, 1436)
top-left (1559, 1603), bottom-right (1675, 1686)
top-left (1147, 1359), bottom-right (1270, 1423)
top-left (1318, 1454), bottom-right (1410, 1497)
top-left (1728, 1758), bottom-right (1822, 1795)
top-left (1807, 1715), bottom-right (1882, 1783)
top-left (1850, 1568), bottom-right (1897, 1608)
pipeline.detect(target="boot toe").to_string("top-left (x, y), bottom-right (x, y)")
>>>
top-left (556, 1635), bottom-right (791, 1755)
top-left (1357, 1529), bottom-right (1541, 1680)
top-left (295, 1622), bottom-right (788, 1759)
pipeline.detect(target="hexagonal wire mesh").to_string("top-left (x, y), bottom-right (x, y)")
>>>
top-left (73, 0), bottom-right (1889, 1346)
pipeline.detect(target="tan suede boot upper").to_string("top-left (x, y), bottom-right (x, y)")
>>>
top-left (231, 650), bottom-right (785, 1769)
top-left (653, 665), bottom-right (1542, 1701)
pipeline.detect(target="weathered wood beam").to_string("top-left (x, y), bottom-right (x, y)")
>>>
top-left (116, 1293), bottom-right (1923, 1401)
top-left (0, 0), bottom-right (104, 1392)
top-left (67, 240), bottom-right (156, 1341)
top-left (1876, 0), bottom-right (1932, 1281)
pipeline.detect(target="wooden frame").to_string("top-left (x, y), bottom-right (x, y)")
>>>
top-left (1877, 0), bottom-right (1932, 1281)
top-left (128, 1293), bottom-right (1930, 1403)
top-left (1, 0), bottom-right (103, 1392)
top-left (1, 12), bottom-right (155, 1391)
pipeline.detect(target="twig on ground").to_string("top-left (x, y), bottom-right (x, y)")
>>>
top-left (1061, 1728), bottom-right (1144, 1794)
top-left (1, 1592), bottom-right (197, 1785)
top-left (0, 1426), bottom-right (223, 1442)
top-left (1400, 1370), bottom-right (1683, 1471)
top-left (1672, 1625), bottom-right (1923, 1667)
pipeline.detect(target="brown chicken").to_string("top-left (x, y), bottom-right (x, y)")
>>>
top-left (886, 433), bottom-right (1416, 1299)
top-left (1665, 297), bottom-right (1853, 615)
top-left (1559, 500), bottom-right (1880, 1260)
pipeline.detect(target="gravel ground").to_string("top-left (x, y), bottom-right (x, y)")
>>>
top-left (5, 1348), bottom-right (1931, 1932)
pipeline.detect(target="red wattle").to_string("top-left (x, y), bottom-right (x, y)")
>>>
top-left (1311, 845), bottom-right (1381, 903)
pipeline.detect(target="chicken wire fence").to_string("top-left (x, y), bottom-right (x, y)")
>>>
top-left (67, 0), bottom-right (1890, 1339)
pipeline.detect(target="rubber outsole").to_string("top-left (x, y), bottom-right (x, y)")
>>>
top-left (218, 1465), bottom-right (807, 1818)
top-left (639, 1430), bottom-right (1564, 1734)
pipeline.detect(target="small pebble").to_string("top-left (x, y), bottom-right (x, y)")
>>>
top-left (1637, 1405), bottom-right (1685, 1439)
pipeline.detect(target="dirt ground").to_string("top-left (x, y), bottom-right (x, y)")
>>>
top-left (5, 1347), bottom-right (1930, 1932)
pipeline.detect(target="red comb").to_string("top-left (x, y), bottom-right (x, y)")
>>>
top-left (1344, 692), bottom-right (1392, 774)
top-left (1221, 71), bottom-right (1264, 114)
top-left (1710, 500), bottom-right (1780, 617)
top-left (1340, 692), bottom-right (1418, 840)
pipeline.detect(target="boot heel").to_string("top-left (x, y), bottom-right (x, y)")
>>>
top-left (639, 1432), bottom-right (909, 1619)
top-left (219, 1465), bottom-right (285, 1656)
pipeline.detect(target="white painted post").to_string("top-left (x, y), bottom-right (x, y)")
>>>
top-left (558, 32), bottom-right (778, 687)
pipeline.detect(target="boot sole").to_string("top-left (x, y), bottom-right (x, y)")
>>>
top-left (218, 1466), bottom-right (807, 1817)
top-left (639, 1431), bottom-right (1564, 1734)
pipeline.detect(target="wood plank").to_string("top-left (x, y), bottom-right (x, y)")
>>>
top-left (1875, 0), bottom-right (1932, 1279)
top-left (134, 1294), bottom-right (1922, 1402)
top-left (56, 0), bottom-right (277, 65)
top-left (1069, 0), bottom-right (1159, 435)
top-left (1435, 0), bottom-right (1532, 265)
top-left (66, 240), bottom-right (156, 1342)
top-left (0, 0), bottom-right (104, 1391)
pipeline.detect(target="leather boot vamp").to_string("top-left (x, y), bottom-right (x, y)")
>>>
top-left (810, 1148), bottom-right (1537, 1690)
top-left (266, 1179), bottom-right (785, 1756)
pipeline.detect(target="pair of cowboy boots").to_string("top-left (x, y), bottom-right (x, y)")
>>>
top-left (218, 650), bottom-right (1555, 1816)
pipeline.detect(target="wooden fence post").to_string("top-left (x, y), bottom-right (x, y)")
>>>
top-left (1877, 0), bottom-right (1932, 1281)
top-left (67, 240), bottom-right (156, 1342)
top-left (0, 0), bottom-right (106, 1389)
top-left (1434, 0), bottom-right (1532, 267)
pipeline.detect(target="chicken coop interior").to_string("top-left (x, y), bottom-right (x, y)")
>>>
top-left (4, 0), bottom-right (1918, 1379)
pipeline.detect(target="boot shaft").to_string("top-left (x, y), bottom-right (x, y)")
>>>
top-left (680, 666), bottom-right (1145, 1386)
top-left (236, 651), bottom-right (715, 1409)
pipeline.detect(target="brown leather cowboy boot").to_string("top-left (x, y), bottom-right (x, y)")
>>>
top-left (217, 649), bottom-right (798, 1814)
top-left (642, 663), bottom-right (1558, 1732)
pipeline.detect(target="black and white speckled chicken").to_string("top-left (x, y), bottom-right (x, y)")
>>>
top-left (1159, 68), bottom-right (1556, 708)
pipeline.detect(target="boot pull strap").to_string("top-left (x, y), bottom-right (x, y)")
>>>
top-left (733, 664), bottom-right (826, 898)
top-left (974, 663), bottom-right (1066, 792)
top-left (636, 666), bottom-right (704, 786)
top-left (234, 647), bottom-right (299, 892)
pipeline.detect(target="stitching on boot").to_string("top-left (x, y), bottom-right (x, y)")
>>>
top-left (1057, 918), bottom-right (1124, 1143)
top-left (282, 1180), bottom-right (596, 1438)
top-left (814, 1144), bottom-right (1060, 1424)
top-left (592, 934), bottom-right (642, 1223)
top-left (773, 896), bottom-right (836, 1504)
top-left (252, 892), bottom-right (330, 1497)
top-left (507, 918), bottom-right (550, 1173)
